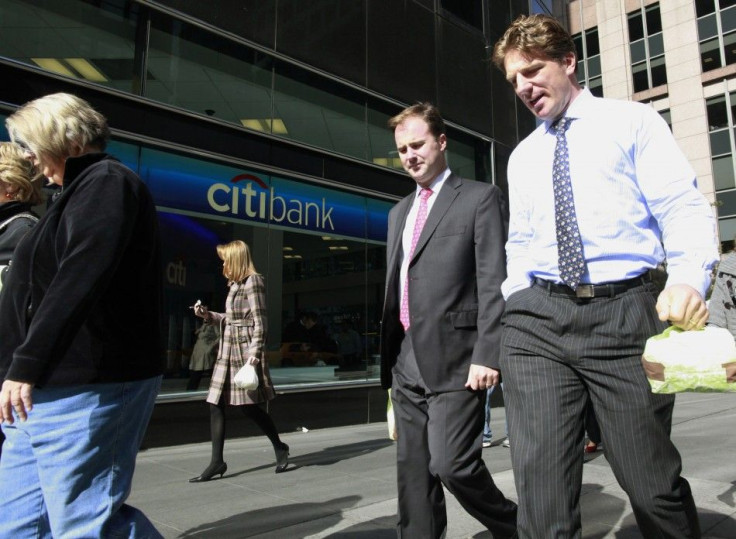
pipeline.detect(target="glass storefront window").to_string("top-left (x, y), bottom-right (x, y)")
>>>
top-left (0, 0), bottom-right (140, 94)
top-left (129, 144), bottom-right (392, 394)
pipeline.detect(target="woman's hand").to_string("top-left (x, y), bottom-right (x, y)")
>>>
top-left (0, 379), bottom-right (33, 424)
top-left (191, 300), bottom-right (210, 321)
top-left (246, 356), bottom-right (260, 366)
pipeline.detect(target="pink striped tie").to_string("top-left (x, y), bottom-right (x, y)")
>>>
top-left (400, 187), bottom-right (432, 330)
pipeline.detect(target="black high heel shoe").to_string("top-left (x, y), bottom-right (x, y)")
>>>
top-left (274, 443), bottom-right (289, 474)
top-left (189, 461), bottom-right (227, 483)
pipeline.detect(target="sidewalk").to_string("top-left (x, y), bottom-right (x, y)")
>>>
top-left (129, 392), bottom-right (736, 538)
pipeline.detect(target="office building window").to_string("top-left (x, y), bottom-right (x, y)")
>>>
top-left (706, 92), bottom-right (736, 242)
top-left (628, 3), bottom-right (667, 93)
top-left (573, 27), bottom-right (603, 97)
top-left (697, 0), bottom-right (736, 72)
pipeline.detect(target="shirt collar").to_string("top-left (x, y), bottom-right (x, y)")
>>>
top-left (544, 87), bottom-right (594, 134)
top-left (414, 167), bottom-right (450, 198)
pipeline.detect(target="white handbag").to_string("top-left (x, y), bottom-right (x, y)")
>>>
top-left (234, 363), bottom-right (259, 390)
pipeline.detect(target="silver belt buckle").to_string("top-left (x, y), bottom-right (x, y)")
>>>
top-left (576, 284), bottom-right (595, 298)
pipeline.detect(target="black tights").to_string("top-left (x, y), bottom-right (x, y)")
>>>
top-left (208, 401), bottom-right (283, 465)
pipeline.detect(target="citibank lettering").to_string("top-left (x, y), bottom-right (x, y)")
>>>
top-left (206, 174), bottom-right (335, 230)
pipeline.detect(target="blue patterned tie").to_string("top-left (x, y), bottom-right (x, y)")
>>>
top-left (552, 117), bottom-right (586, 289)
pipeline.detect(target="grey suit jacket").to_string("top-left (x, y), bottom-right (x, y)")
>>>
top-left (380, 173), bottom-right (508, 392)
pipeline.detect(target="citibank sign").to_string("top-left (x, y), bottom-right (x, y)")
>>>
top-left (207, 174), bottom-right (334, 231)
top-left (138, 147), bottom-right (387, 241)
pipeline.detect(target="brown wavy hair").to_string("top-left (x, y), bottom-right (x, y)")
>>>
top-left (0, 142), bottom-right (43, 205)
top-left (492, 14), bottom-right (576, 72)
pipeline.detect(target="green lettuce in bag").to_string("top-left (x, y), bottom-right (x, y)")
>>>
top-left (642, 326), bottom-right (736, 393)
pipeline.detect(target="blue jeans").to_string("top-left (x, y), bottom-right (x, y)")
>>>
top-left (482, 383), bottom-right (508, 442)
top-left (0, 377), bottom-right (163, 539)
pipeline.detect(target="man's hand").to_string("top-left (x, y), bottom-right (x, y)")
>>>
top-left (656, 284), bottom-right (708, 330)
top-left (465, 364), bottom-right (500, 391)
top-left (0, 379), bottom-right (33, 424)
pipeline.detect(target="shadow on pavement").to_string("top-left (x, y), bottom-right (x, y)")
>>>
top-left (178, 495), bottom-right (363, 538)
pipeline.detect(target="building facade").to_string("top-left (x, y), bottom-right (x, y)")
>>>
top-left (0, 0), bottom-right (536, 444)
top-left (565, 0), bottom-right (733, 249)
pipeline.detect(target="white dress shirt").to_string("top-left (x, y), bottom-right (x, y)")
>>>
top-left (503, 88), bottom-right (719, 300)
top-left (399, 168), bottom-right (450, 304)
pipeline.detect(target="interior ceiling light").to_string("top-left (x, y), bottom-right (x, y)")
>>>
top-left (65, 58), bottom-right (108, 82)
top-left (283, 246), bottom-right (293, 251)
top-left (31, 57), bottom-right (109, 82)
top-left (328, 245), bottom-right (349, 251)
top-left (31, 58), bottom-right (75, 78)
top-left (241, 118), bottom-right (288, 134)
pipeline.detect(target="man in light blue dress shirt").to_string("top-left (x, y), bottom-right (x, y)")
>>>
top-left (492, 14), bottom-right (719, 538)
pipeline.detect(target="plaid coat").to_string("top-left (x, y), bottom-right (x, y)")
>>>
top-left (206, 273), bottom-right (276, 405)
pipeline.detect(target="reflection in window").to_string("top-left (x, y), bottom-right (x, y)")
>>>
top-left (0, 0), bottom-right (142, 93)
top-left (697, 1), bottom-right (736, 72)
top-left (627, 4), bottom-right (668, 93)
top-left (573, 27), bottom-right (603, 97)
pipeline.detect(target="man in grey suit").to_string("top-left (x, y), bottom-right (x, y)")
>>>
top-left (380, 102), bottom-right (517, 538)
top-left (492, 15), bottom-right (718, 538)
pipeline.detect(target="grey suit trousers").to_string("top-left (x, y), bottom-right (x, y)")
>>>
top-left (392, 332), bottom-right (517, 538)
top-left (500, 281), bottom-right (699, 538)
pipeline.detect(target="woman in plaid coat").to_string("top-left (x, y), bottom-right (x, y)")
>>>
top-left (190, 240), bottom-right (289, 482)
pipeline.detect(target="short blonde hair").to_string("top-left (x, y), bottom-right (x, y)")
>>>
top-left (216, 240), bottom-right (258, 284)
top-left (492, 14), bottom-right (576, 72)
top-left (5, 93), bottom-right (110, 162)
top-left (0, 142), bottom-right (43, 205)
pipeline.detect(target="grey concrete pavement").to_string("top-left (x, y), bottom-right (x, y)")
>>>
top-left (129, 392), bottom-right (736, 538)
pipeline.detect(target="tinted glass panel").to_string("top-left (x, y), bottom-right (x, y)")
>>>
top-left (701, 36), bottom-right (723, 70)
top-left (273, 61), bottom-right (368, 160)
top-left (586, 29), bottom-right (600, 57)
top-left (589, 77), bottom-right (603, 97)
top-left (573, 34), bottom-right (584, 59)
top-left (696, 0), bottom-right (716, 17)
top-left (0, 0), bottom-right (140, 93)
top-left (648, 33), bottom-right (664, 57)
top-left (628, 12), bottom-right (644, 42)
top-left (725, 31), bottom-right (736, 65)
top-left (714, 154), bottom-right (736, 190)
top-left (708, 95), bottom-right (728, 130)
top-left (632, 62), bottom-right (649, 92)
top-left (722, 6), bottom-right (736, 33)
top-left (440, 0), bottom-right (483, 31)
top-left (650, 56), bottom-right (667, 87)
top-left (276, 0), bottom-right (366, 86)
top-left (711, 129), bottom-right (732, 155)
top-left (587, 55), bottom-right (601, 77)
top-left (645, 6), bottom-right (663, 34)
top-left (147, 14), bottom-right (274, 126)
top-left (698, 13), bottom-right (720, 40)
top-left (366, 0), bottom-right (435, 104)
top-left (630, 39), bottom-right (647, 64)
top-left (717, 189), bottom-right (736, 216)
top-left (722, 0), bottom-right (736, 10)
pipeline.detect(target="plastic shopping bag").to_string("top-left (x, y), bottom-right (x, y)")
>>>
top-left (641, 326), bottom-right (736, 393)
top-left (234, 363), bottom-right (259, 390)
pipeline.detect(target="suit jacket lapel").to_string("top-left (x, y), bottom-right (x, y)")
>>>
top-left (410, 174), bottom-right (461, 261)
top-left (387, 195), bottom-right (413, 274)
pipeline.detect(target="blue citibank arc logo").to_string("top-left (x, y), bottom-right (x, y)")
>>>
top-left (137, 147), bottom-right (390, 243)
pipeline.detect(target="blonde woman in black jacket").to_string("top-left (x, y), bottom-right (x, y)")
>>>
top-left (0, 93), bottom-right (164, 538)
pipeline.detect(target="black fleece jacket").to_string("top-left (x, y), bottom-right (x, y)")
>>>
top-left (0, 153), bottom-right (164, 386)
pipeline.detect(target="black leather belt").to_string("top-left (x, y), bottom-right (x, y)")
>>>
top-left (533, 273), bottom-right (651, 299)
